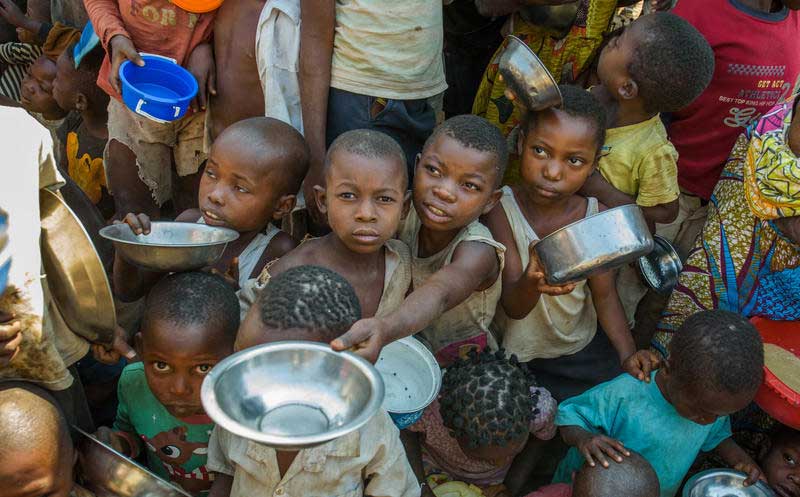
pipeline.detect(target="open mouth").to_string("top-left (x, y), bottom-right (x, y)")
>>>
top-left (423, 203), bottom-right (452, 222)
top-left (201, 209), bottom-right (226, 225)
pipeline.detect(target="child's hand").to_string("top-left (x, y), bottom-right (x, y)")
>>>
top-left (526, 244), bottom-right (576, 296)
top-left (622, 349), bottom-right (662, 382)
top-left (186, 42), bottom-right (216, 112)
top-left (109, 35), bottom-right (144, 93)
top-left (0, 310), bottom-right (22, 366)
top-left (0, 0), bottom-right (32, 30)
top-left (91, 325), bottom-right (138, 365)
top-left (577, 434), bottom-right (630, 468)
top-left (734, 461), bottom-right (766, 486)
top-left (331, 317), bottom-right (387, 364)
top-left (115, 212), bottom-right (151, 235)
top-left (94, 426), bottom-right (130, 455)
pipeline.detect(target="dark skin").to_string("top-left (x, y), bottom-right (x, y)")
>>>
top-left (0, 0), bottom-right (49, 45)
top-left (264, 150), bottom-right (409, 319)
top-left (762, 431), bottom-right (800, 497)
top-left (20, 56), bottom-right (67, 121)
top-left (0, 436), bottom-right (76, 497)
top-left (484, 108), bottom-right (639, 375)
top-left (113, 129), bottom-right (298, 300)
top-left (581, 19), bottom-right (679, 229)
top-left (332, 134), bottom-right (503, 363)
top-left (52, 50), bottom-right (109, 140)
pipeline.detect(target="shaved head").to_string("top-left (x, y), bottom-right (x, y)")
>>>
top-left (573, 450), bottom-right (660, 497)
top-left (325, 129), bottom-right (408, 191)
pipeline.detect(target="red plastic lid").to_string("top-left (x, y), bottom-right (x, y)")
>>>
top-left (171, 0), bottom-right (224, 13)
top-left (751, 317), bottom-right (800, 429)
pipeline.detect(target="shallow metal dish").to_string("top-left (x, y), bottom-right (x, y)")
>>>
top-left (683, 469), bottom-right (776, 497)
top-left (533, 204), bottom-right (654, 285)
top-left (638, 235), bottom-right (683, 294)
top-left (376, 337), bottom-right (442, 429)
top-left (201, 341), bottom-right (385, 450)
top-left (75, 427), bottom-right (191, 497)
top-left (40, 190), bottom-right (115, 345)
top-left (498, 35), bottom-right (562, 111)
top-left (99, 221), bottom-right (239, 272)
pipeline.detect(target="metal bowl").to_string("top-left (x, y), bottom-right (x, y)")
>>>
top-left (638, 235), bottom-right (683, 294)
top-left (498, 35), bottom-right (562, 111)
top-left (75, 427), bottom-right (191, 497)
top-left (376, 337), bottom-right (442, 429)
top-left (533, 204), bottom-right (654, 285)
top-left (683, 469), bottom-right (776, 497)
top-left (40, 190), bottom-right (115, 346)
top-left (99, 221), bottom-right (239, 272)
top-left (201, 341), bottom-right (385, 450)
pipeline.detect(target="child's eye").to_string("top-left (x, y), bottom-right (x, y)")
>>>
top-left (205, 169), bottom-right (217, 179)
top-left (377, 195), bottom-right (395, 203)
top-left (153, 361), bottom-right (171, 372)
top-left (338, 192), bottom-right (356, 200)
top-left (196, 364), bottom-right (212, 374)
top-left (425, 164), bottom-right (441, 177)
top-left (784, 453), bottom-right (797, 466)
top-left (464, 182), bottom-right (480, 191)
top-left (532, 146), bottom-right (547, 157)
top-left (236, 185), bottom-right (249, 194)
top-left (569, 157), bottom-right (585, 166)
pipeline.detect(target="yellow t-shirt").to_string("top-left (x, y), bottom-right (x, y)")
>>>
top-left (598, 115), bottom-right (680, 207)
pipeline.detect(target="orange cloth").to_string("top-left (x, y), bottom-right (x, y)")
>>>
top-left (84, 0), bottom-right (214, 100)
top-left (42, 23), bottom-right (81, 60)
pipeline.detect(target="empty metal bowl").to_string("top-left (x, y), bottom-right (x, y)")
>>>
top-left (638, 235), bottom-right (683, 294)
top-left (75, 427), bottom-right (191, 497)
top-left (498, 35), bottom-right (562, 111)
top-left (533, 204), bottom-right (654, 285)
top-left (99, 221), bottom-right (239, 272)
top-left (683, 469), bottom-right (776, 497)
top-left (201, 341), bottom-right (385, 450)
top-left (376, 337), bottom-right (442, 429)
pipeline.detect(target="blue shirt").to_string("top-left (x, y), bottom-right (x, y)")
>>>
top-left (553, 371), bottom-right (731, 497)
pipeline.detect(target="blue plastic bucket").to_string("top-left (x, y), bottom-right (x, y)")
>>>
top-left (120, 54), bottom-right (198, 123)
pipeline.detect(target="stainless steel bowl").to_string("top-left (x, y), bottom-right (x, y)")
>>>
top-left (75, 427), bottom-right (191, 497)
top-left (201, 341), bottom-right (385, 450)
top-left (533, 204), bottom-right (654, 285)
top-left (99, 221), bottom-right (239, 272)
top-left (638, 235), bottom-right (683, 294)
top-left (41, 190), bottom-right (116, 346)
top-left (498, 35), bottom-right (562, 111)
top-left (683, 469), bottom-right (776, 497)
top-left (376, 337), bottom-right (442, 429)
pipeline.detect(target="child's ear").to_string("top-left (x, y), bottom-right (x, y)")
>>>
top-left (401, 190), bottom-right (412, 220)
top-left (133, 332), bottom-right (143, 357)
top-left (516, 127), bottom-right (525, 157)
top-left (313, 185), bottom-right (328, 215)
top-left (618, 78), bottom-right (639, 101)
top-left (482, 188), bottom-right (504, 215)
top-left (75, 92), bottom-right (88, 112)
top-left (272, 194), bottom-right (297, 220)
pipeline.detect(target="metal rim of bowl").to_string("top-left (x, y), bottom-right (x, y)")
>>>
top-left (99, 222), bottom-right (240, 248)
top-left (535, 204), bottom-right (643, 245)
top-left (637, 234), bottom-right (682, 292)
top-left (504, 35), bottom-right (563, 108)
top-left (201, 341), bottom-right (386, 447)
top-left (682, 469), bottom-right (777, 497)
top-left (379, 337), bottom-right (442, 415)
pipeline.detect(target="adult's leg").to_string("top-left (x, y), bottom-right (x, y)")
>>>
top-left (106, 139), bottom-right (159, 219)
top-left (172, 110), bottom-right (209, 214)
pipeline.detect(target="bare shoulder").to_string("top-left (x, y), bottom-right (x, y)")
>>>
top-left (267, 237), bottom-right (323, 277)
top-left (268, 231), bottom-right (299, 259)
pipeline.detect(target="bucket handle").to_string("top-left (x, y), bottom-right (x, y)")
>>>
top-left (134, 99), bottom-right (181, 123)
top-left (138, 52), bottom-right (178, 64)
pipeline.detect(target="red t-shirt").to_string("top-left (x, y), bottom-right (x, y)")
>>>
top-left (667, 0), bottom-right (800, 200)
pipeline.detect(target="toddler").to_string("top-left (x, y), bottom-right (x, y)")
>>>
top-left (484, 85), bottom-right (638, 401)
top-left (762, 426), bottom-right (800, 497)
top-left (97, 272), bottom-right (239, 496)
top-left (555, 310), bottom-right (764, 497)
top-left (405, 348), bottom-right (556, 497)
top-left (210, 265), bottom-right (419, 497)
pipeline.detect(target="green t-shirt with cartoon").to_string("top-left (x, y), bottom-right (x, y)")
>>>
top-left (114, 362), bottom-right (214, 496)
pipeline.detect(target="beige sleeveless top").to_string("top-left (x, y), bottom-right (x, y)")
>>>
top-left (399, 207), bottom-right (505, 358)
top-left (494, 187), bottom-right (599, 362)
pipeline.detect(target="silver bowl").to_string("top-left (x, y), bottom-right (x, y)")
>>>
top-left (533, 204), bottom-right (654, 285)
top-left (201, 341), bottom-right (385, 450)
top-left (99, 221), bottom-right (239, 272)
top-left (638, 235), bottom-right (683, 294)
top-left (683, 469), bottom-right (776, 497)
top-left (75, 427), bottom-right (191, 497)
top-left (498, 35), bottom-right (562, 111)
top-left (376, 337), bottom-right (442, 429)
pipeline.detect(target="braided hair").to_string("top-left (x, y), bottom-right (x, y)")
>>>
top-left (439, 349), bottom-right (539, 448)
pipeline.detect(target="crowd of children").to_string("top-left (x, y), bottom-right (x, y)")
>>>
top-left (1, 1), bottom-right (799, 497)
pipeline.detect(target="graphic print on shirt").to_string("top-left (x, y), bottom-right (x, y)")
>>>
top-left (142, 426), bottom-right (214, 495)
top-left (720, 63), bottom-right (793, 130)
top-left (128, 0), bottom-right (199, 28)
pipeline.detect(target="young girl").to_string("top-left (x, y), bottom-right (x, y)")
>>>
top-left (484, 85), bottom-right (641, 401)
top-left (404, 348), bottom-right (556, 497)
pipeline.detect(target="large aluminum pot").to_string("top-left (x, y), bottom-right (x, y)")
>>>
top-left (498, 35), bottom-right (562, 111)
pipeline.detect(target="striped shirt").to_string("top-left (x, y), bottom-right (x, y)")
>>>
top-left (0, 43), bottom-right (43, 102)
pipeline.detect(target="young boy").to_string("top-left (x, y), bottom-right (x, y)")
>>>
top-left (83, 0), bottom-right (216, 217)
top-left (210, 265), bottom-right (420, 497)
top-left (530, 450), bottom-right (660, 497)
top-left (97, 271), bottom-right (239, 496)
top-left (0, 382), bottom-right (86, 497)
top-left (334, 115), bottom-right (506, 366)
top-left (237, 129), bottom-right (411, 326)
top-left (762, 426), bottom-right (800, 497)
top-left (554, 310), bottom-right (764, 497)
top-left (115, 117), bottom-right (307, 301)
top-left (20, 55), bottom-right (68, 125)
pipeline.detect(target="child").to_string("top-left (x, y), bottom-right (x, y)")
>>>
top-left (20, 55), bottom-right (68, 125)
top-left (334, 115), bottom-right (506, 366)
top-left (762, 426), bottom-right (800, 497)
top-left (96, 271), bottom-right (239, 496)
top-left (114, 117), bottom-right (307, 301)
top-left (0, 382), bottom-right (88, 497)
top-left (483, 85), bottom-right (638, 401)
top-left (209, 265), bottom-right (420, 497)
top-left (404, 348), bottom-right (556, 497)
top-left (530, 450), bottom-right (660, 497)
top-left (237, 129), bottom-right (410, 328)
top-left (83, 0), bottom-right (216, 217)
top-left (554, 310), bottom-right (764, 497)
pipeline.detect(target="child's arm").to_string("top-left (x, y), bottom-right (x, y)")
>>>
top-left (207, 427), bottom-right (235, 497)
top-left (586, 271), bottom-right (637, 374)
top-left (560, 426), bottom-right (630, 469)
top-left (400, 431), bottom-right (436, 497)
top-left (208, 475), bottom-right (233, 497)
top-left (332, 241), bottom-right (499, 362)
top-left (716, 438), bottom-right (765, 486)
top-left (111, 213), bottom-right (163, 302)
top-left (83, 0), bottom-right (144, 93)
